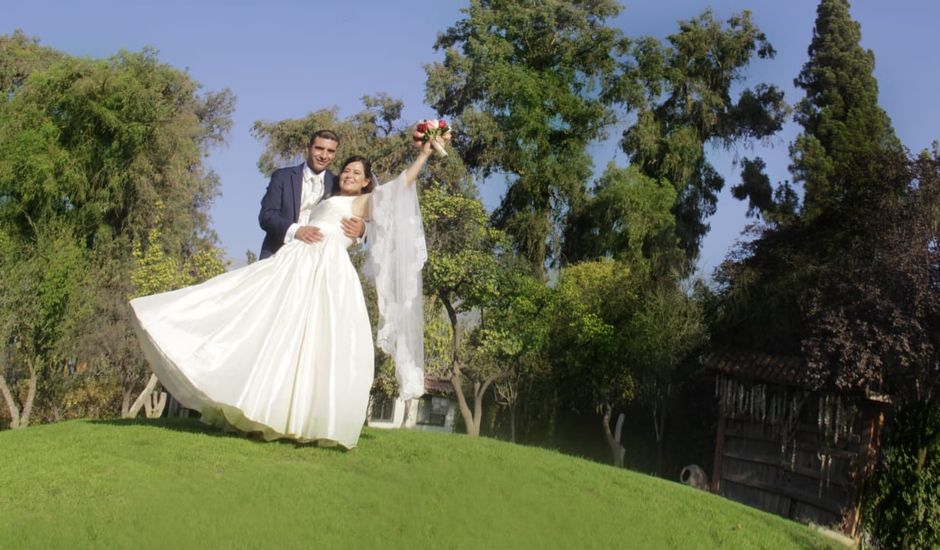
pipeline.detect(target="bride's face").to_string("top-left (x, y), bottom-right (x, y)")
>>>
top-left (339, 161), bottom-right (368, 195)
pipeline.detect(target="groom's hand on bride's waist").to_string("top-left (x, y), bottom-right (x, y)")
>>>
top-left (295, 226), bottom-right (324, 243)
top-left (341, 217), bottom-right (365, 240)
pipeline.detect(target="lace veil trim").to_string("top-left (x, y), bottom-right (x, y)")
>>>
top-left (364, 172), bottom-right (427, 400)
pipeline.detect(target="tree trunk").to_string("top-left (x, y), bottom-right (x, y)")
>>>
top-left (509, 403), bottom-right (517, 443)
top-left (143, 390), bottom-right (167, 419)
top-left (602, 403), bottom-right (626, 468)
top-left (546, 388), bottom-right (558, 444)
top-left (653, 400), bottom-right (667, 476)
top-left (0, 363), bottom-right (38, 430)
top-left (121, 386), bottom-right (132, 417)
top-left (125, 374), bottom-right (159, 419)
top-left (473, 374), bottom-right (504, 438)
top-left (450, 369), bottom-right (477, 437)
top-left (0, 373), bottom-right (21, 429)
top-left (19, 362), bottom-right (38, 428)
top-left (916, 428), bottom-right (940, 471)
top-left (442, 296), bottom-right (478, 436)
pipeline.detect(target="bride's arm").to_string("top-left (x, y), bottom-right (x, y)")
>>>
top-left (401, 140), bottom-right (434, 187)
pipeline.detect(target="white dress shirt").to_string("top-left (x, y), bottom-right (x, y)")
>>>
top-left (284, 163), bottom-right (325, 243)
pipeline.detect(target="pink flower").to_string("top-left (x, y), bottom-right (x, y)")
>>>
top-left (416, 122), bottom-right (428, 133)
top-left (439, 120), bottom-right (447, 128)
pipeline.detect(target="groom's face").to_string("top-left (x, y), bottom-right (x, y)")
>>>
top-left (308, 137), bottom-right (339, 173)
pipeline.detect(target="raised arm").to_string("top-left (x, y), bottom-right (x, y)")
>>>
top-left (402, 140), bottom-right (434, 187)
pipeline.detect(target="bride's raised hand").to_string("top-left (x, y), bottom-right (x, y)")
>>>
top-left (403, 139), bottom-right (434, 186)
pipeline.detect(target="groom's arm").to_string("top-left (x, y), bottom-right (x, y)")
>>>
top-left (258, 169), bottom-right (294, 244)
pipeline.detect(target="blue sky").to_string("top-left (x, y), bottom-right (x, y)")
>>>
top-left (4, 1), bottom-right (939, 274)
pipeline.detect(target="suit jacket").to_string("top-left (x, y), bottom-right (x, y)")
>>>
top-left (258, 163), bottom-right (336, 259)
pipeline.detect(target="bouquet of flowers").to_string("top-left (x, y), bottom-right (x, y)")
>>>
top-left (413, 118), bottom-right (452, 157)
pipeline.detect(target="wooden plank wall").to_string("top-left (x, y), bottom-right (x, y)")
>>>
top-left (715, 397), bottom-right (878, 535)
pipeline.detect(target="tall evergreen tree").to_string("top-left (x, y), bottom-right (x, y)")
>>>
top-left (790, 0), bottom-right (900, 219)
top-left (716, 0), bottom-right (905, 355)
top-left (715, 5), bottom-right (938, 544)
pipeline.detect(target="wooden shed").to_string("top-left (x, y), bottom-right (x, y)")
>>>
top-left (704, 350), bottom-right (891, 536)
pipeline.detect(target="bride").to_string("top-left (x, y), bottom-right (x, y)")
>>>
top-left (130, 138), bottom-right (436, 449)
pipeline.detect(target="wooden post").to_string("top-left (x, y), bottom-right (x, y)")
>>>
top-left (711, 405), bottom-right (726, 493)
top-left (847, 405), bottom-right (886, 536)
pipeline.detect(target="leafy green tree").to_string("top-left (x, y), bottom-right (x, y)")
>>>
top-left (562, 163), bottom-right (679, 274)
top-left (422, 181), bottom-right (506, 437)
top-left (730, 157), bottom-right (799, 226)
top-left (608, 9), bottom-right (787, 264)
top-left (733, 0), bottom-right (901, 227)
top-left (0, 35), bottom-right (233, 424)
top-left (473, 266), bottom-right (552, 442)
top-left (0, 49), bottom-right (233, 249)
top-left (627, 282), bottom-right (706, 474)
top-left (425, 0), bottom-right (623, 273)
top-left (0, 224), bottom-right (85, 428)
top-left (561, 160), bottom-right (705, 470)
top-left (549, 259), bottom-right (638, 466)
top-left (865, 404), bottom-right (940, 550)
top-left (0, 30), bottom-right (63, 95)
top-left (64, 243), bottom-right (142, 418)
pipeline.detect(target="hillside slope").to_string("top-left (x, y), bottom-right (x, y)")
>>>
top-left (0, 419), bottom-right (842, 549)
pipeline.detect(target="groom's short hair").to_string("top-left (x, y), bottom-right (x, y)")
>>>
top-left (309, 129), bottom-right (340, 146)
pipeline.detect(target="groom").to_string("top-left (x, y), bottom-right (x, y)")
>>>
top-left (258, 129), bottom-right (365, 259)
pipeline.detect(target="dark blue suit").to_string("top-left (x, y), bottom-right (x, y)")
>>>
top-left (258, 163), bottom-right (337, 259)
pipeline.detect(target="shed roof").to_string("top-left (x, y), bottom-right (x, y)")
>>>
top-left (702, 349), bottom-right (893, 404)
top-left (702, 349), bottom-right (809, 387)
top-left (424, 376), bottom-right (455, 396)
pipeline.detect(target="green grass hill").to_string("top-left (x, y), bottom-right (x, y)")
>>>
top-left (0, 418), bottom-right (844, 549)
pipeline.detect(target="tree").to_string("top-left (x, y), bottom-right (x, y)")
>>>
top-left (628, 282), bottom-right (706, 474)
top-left (730, 157), bottom-right (799, 226)
top-left (422, 181), bottom-right (507, 437)
top-left (562, 161), bottom-right (706, 470)
top-left (425, 0), bottom-right (623, 273)
top-left (715, 0), bottom-right (903, 359)
top-left (714, 3), bottom-right (937, 543)
top-left (473, 267), bottom-right (552, 442)
top-left (0, 224), bottom-right (85, 428)
top-left (608, 9), bottom-right (787, 265)
top-left (0, 30), bottom-right (63, 94)
top-left (790, 0), bottom-right (900, 220)
top-left (802, 149), bottom-right (939, 439)
top-left (0, 35), bottom-right (233, 424)
top-left (549, 259), bottom-right (638, 466)
top-left (562, 163), bottom-right (679, 274)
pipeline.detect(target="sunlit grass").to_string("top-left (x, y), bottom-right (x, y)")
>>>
top-left (0, 418), bottom-right (842, 549)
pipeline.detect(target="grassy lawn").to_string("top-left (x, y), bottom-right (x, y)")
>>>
top-left (0, 418), bottom-right (844, 549)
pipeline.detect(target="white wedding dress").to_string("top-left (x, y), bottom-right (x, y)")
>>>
top-left (130, 174), bottom-right (426, 449)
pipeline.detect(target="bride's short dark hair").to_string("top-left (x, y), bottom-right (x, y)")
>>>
top-left (339, 156), bottom-right (374, 193)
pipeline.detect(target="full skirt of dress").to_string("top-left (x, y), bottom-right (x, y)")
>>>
top-left (130, 230), bottom-right (373, 448)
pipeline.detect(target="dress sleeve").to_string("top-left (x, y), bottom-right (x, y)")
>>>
top-left (364, 171), bottom-right (427, 400)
